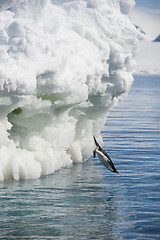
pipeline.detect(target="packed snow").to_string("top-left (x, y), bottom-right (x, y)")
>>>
top-left (135, 40), bottom-right (160, 75)
top-left (132, 6), bottom-right (160, 75)
top-left (0, 0), bottom-right (137, 181)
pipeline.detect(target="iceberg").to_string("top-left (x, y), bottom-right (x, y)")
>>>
top-left (0, 0), bottom-right (137, 181)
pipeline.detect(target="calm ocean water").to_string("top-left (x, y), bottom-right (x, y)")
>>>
top-left (0, 75), bottom-right (160, 240)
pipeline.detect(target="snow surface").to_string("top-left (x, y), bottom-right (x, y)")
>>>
top-left (132, 7), bottom-right (160, 75)
top-left (132, 7), bottom-right (160, 40)
top-left (135, 40), bottom-right (160, 75)
top-left (0, 0), bottom-right (137, 181)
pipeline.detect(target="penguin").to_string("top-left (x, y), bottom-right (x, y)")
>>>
top-left (93, 136), bottom-right (118, 173)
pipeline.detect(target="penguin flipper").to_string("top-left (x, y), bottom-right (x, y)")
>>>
top-left (93, 136), bottom-right (101, 148)
top-left (93, 150), bottom-right (96, 158)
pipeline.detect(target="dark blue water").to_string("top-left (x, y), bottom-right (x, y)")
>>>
top-left (0, 75), bottom-right (160, 240)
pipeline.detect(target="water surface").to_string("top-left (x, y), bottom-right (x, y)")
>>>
top-left (0, 75), bottom-right (160, 239)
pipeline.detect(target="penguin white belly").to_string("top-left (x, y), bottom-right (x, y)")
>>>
top-left (96, 151), bottom-right (113, 172)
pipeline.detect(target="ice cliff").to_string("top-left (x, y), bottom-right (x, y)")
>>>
top-left (0, 0), bottom-right (137, 181)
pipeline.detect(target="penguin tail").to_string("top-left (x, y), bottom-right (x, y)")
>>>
top-left (112, 166), bottom-right (119, 173)
top-left (114, 169), bottom-right (119, 174)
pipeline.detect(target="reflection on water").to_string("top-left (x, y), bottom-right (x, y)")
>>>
top-left (0, 161), bottom-right (122, 240)
top-left (102, 75), bottom-right (160, 239)
top-left (0, 75), bottom-right (160, 239)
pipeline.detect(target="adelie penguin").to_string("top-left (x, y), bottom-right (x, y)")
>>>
top-left (93, 136), bottom-right (118, 173)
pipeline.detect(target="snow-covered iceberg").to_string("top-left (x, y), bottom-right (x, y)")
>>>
top-left (0, 0), bottom-right (137, 181)
top-left (131, 7), bottom-right (160, 75)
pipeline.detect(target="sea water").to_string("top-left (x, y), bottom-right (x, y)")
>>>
top-left (0, 75), bottom-right (160, 239)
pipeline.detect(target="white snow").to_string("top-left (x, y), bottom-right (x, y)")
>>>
top-left (135, 40), bottom-right (160, 75)
top-left (132, 7), bottom-right (160, 75)
top-left (132, 7), bottom-right (160, 40)
top-left (0, 0), bottom-right (137, 181)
